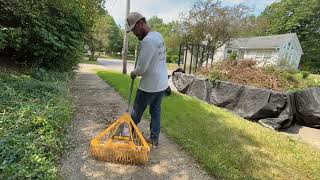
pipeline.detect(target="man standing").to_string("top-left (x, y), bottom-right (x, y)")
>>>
top-left (126, 12), bottom-right (168, 148)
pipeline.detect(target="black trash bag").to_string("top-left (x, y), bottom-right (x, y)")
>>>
top-left (209, 80), bottom-right (287, 120)
top-left (172, 68), bottom-right (185, 75)
top-left (164, 74), bottom-right (173, 97)
top-left (172, 72), bottom-right (195, 93)
top-left (294, 87), bottom-right (320, 128)
top-left (186, 79), bottom-right (210, 101)
top-left (258, 93), bottom-right (295, 130)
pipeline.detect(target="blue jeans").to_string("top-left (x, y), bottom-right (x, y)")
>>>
top-left (131, 89), bottom-right (165, 143)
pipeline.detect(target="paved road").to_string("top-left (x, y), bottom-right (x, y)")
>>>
top-left (281, 124), bottom-right (320, 149)
top-left (97, 58), bottom-right (135, 72)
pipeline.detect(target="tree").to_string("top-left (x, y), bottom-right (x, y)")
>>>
top-left (127, 32), bottom-right (138, 55)
top-left (261, 0), bottom-right (320, 72)
top-left (180, 0), bottom-right (251, 65)
top-left (235, 15), bottom-right (269, 37)
top-left (106, 17), bottom-right (122, 54)
top-left (87, 10), bottom-right (122, 61)
top-left (0, 0), bottom-right (106, 71)
top-left (148, 16), bottom-right (164, 31)
top-left (148, 16), bottom-right (183, 63)
top-left (87, 12), bottom-right (110, 61)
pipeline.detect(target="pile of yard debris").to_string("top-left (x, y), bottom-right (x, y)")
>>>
top-left (196, 60), bottom-right (318, 92)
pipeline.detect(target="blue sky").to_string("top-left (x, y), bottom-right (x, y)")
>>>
top-left (105, 0), bottom-right (277, 27)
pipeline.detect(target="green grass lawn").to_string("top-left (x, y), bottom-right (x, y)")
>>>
top-left (292, 72), bottom-right (320, 91)
top-left (309, 74), bottom-right (320, 80)
top-left (0, 71), bottom-right (74, 179)
top-left (97, 70), bottom-right (320, 179)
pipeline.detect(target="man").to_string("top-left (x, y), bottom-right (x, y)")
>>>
top-left (126, 12), bottom-right (168, 148)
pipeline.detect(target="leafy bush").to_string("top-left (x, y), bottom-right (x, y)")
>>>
top-left (88, 55), bottom-right (98, 62)
top-left (0, 71), bottom-right (74, 179)
top-left (228, 52), bottom-right (238, 61)
top-left (0, 0), bottom-right (105, 72)
top-left (0, 30), bottom-right (5, 49)
top-left (167, 54), bottom-right (178, 63)
top-left (300, 71), bottom-right (310, 79)
top-left (30, 68), bottom-right (75, 82)
top-left (305, 65), bottom-right (320, 74)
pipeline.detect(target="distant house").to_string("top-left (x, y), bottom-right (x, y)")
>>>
top-left (212, 33), bottom-right (303, 69)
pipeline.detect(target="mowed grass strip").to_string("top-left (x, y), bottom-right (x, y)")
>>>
top-left (97, 70), bottom-right (320, 179)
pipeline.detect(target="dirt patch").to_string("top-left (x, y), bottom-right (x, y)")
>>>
top-left (59, 64), bottom-right (213, 179)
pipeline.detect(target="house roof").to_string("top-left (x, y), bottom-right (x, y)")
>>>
top-left (227, 33), bottom-right (297, 49)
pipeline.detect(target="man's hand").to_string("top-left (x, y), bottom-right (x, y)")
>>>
top-left (130, 71), bottom-right (137, 79)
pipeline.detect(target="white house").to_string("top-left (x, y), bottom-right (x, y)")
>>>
top-left (212, 33), bottom-right (303, 69)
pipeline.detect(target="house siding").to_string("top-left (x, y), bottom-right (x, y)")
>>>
top-left (243, 49), bottom-right (256, 60)
top-left (184, 33), bottom-right (303, 70)
top-left (211, 34), bottom-right (303, 69)
top-left (278, 37), bottom-right (302, 69)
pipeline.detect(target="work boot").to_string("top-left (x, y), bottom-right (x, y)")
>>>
top-left (151, 140), bottom-right (159, 149)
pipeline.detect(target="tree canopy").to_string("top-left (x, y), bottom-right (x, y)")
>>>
top-left (87, 10), bottom-right (122, 61)
top-left (0, 0), bottom-right (105, 71)
top-left (260, 0), bottom-right (320, 72)
top-left (180, 0), bottom-right (251, 49)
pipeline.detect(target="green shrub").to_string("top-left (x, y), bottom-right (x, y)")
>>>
top-left (0, 0), bottom-right (105, 72)
top-left (0, 30), bottom-right (5, 49)
top-left (167, 55), bottom-right (178, 63)
top-left (229, 52), bottom-right (237, 61)
top-left (89, 55), bottom-right (98, 62)
top-left (0, 71), bottom-right (74, 179)
top-left (300, 71), bottom-right (310, 79)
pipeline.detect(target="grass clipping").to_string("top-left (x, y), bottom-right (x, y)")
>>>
top-left (198, 60), bottom-right (318, 92)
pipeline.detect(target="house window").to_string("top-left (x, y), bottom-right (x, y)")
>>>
top-left (226, 49), bottom-right (238, 59)
top-left (256, 50), bottom-right (272, 63)
top-left (287, 42), bottom-right (291, 50)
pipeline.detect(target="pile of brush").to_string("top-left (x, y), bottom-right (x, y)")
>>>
top-left (196, 59), bottom-right (302, 91)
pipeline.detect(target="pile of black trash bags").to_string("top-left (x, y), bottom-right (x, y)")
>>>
top-left (172, 71), bottom-right (320, 130)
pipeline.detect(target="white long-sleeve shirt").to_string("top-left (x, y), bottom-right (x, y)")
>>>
top-left (133, 31), bottom-right (168, 93)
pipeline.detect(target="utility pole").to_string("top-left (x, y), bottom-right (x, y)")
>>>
top-left (122, 0), bottom-right (130, 74)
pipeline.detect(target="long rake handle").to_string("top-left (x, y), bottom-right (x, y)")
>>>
top-left (127, 79), bottom-right (135, 112)
top-left (126, 43), bottom-right (140, 112)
